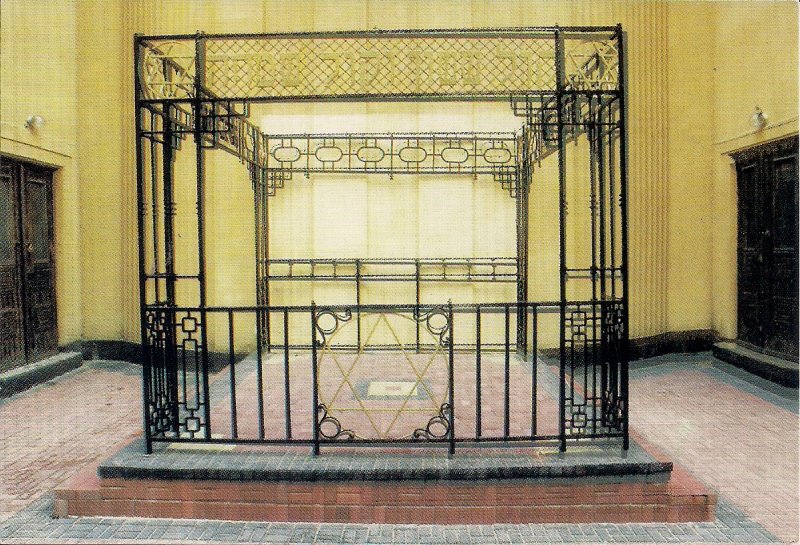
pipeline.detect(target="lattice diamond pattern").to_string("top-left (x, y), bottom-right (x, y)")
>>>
top-left (204, 36), bottom-right (556, 98)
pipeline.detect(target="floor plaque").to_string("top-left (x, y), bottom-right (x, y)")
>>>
top-left (366, 380), bottom-right (418, 398)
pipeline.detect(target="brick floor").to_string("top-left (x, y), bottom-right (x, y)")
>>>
top-left (628, 356), bottom-right (799, 543)
top-left (0, 352), bottom-right (796, 543)
top-left (0, 361), bottom-right (142, 521)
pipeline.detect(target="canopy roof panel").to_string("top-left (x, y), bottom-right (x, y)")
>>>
top-left (136, 27), bottom-right (621, 102)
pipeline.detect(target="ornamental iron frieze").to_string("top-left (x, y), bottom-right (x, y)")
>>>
top-left (204, 35), bottom-right (556, 99)
top-left (138, 31), bottom-right (620, 101)
top-left (262, 133), bottom-right (517, 175)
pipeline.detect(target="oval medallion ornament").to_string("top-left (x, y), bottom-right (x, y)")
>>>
top-left (356, 146), bottom-right (385, 163)
top-left (315, 146), bottom-right (343, 163)
top-left (399, 146), bottom-right (427, 163)
top-left (441, 147), bottom-right (469, 164)
top-left (484, 147), bottom-right (512, 164)
top-left (272, 146), bottom-right (301, 163)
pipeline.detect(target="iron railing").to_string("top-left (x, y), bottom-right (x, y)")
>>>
top-left (143, 300), bottom-right (627, 454)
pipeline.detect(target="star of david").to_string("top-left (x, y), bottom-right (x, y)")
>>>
top-left (316, 312), bottom-right (448, 440)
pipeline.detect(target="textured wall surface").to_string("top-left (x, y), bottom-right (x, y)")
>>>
top-left (1, 0), bottom-right (797, 346)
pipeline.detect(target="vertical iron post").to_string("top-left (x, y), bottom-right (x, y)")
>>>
top-left (355, 259), bottom-right (361, 350)
top-left (447, 300), bottom-right (455, 456)
top-left (504, 304), bottom-right (510, 438)
top-left (311, 302), bottom-right (320, 455)
top-left (283, 308), bottom-right (291, 439)
top-left (596, 96), bottom-right (607, 437)
top-left (252, 148), bottom-right (263, 351)
top-left (531, 304), bottom-right (538, 438)
top-left (616, 23), bottom-right (631, 451)
top-left (516, 130), bottom-right (530, 354)
top-left (134, 36), bottom-right (153, 454)
top-left (193, 31), bottom-right (212, 440)
top-left (519, 128), bottom-right (531, 355)
top-left (475, 305), bottom-right (481, 437)
top-left (228, 310), bottom-right (238, 438)
top-left (162, 110), bottom-right (176, 307)
top-left (162, 106), bottom-right (179, 435)
top-left (255, 303), bottom-right (265, 438)
top-left (555, 27), bottom-right (568, 453)
top-left (149, 112), bottom-right (160, 305)
top-left (263, 169), bottom-right (271, 349)
top-left (589, 94), bottom-right (599, 437)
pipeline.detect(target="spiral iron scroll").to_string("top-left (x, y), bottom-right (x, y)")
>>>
top-left (412, 402), bottom-right (452, 440)
top-left (413, 306), bottom-right (451, 348)
top-left (317, 403), bottom-right (356, 441)
top-left (313, 308), bottom-right (353, 345)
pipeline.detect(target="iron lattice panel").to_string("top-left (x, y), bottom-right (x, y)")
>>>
top-left (139, 40), bottom-right (195, 100)
top-left (138, 33), bottom-right (621, 101)
top-left (204, 36), bottom-right (556, 99)
top-left (262, 133), bottom-right (517, 176)
top-left (562, 37), bottom-right (620, 91)
top-left (145, 308), bottom-right (209, 440)
top-left (563, 301), bottom-right (625, 438)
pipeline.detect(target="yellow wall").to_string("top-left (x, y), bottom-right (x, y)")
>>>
top-left (1, 0), bottom-right (797, 351)
top-left (710, 1), bottom-right (799, 339)
top-left (0, 0), bottom-right (82, 345)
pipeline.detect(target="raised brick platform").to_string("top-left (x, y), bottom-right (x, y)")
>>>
top-left (54, 437), bottom-right (716, 524)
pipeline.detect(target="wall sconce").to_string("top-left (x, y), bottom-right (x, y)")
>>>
top-left (749, 107), bottom-right (768, 131)
top-left (24, 115), bottom-right (45, 131)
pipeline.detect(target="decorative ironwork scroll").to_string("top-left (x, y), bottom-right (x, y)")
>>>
top-left (312, 308), bottom-right (452, 442)
top-left (144, 308), bottom-right (209, 440)
top-left (262, 133), bottom-right (517, 176)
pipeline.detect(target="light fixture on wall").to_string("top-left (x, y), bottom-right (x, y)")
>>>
top-left (24, 115), bottom-right (45, 131)
top-left (749, 107), bottom-right (768, 131)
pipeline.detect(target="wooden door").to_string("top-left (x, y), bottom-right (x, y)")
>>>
top-left (0, 158), bottom-right (57, 372)
top-left (0, 161), bottom-right (26, 371)
top-left (21, 164), bottom-right (58, 360)
top-left (735, 136), bottom-right (799, 360)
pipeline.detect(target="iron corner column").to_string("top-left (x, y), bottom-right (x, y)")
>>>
top-left (134, 35), bottom-right (153, 455)
top-left (193, 31), bottom-right (213, 441)
top-left (615, 22), bottom-right (631, 451)
top-left (555, 27), bottom-right (568, 453)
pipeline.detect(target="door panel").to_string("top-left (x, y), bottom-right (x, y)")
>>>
top-left (735, 136), bottom-right (799, 360)
top-left (0, 161), bottom-right (25, 371)
top-left (764, 151), bottom-right (798, 357)
top-left (21, 166), bottom-right (57, 360)
top-left (736, 161), bottom-right (764, 348)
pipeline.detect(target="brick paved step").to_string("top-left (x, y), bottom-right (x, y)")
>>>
top-left (713, 342), bottom-right (799, 387)
top-left (55, 438), bottom-right (716, 524)
top-left (0, 351), bottom-right (82, 398)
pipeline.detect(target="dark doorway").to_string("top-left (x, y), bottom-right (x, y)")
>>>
top-left (735, 136), bottom-right (799, 361)
top-left (0, 157), bottom-right (58, 372)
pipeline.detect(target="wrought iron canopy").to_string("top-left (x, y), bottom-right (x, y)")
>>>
top-left (133, 25), bottom-right (631, 455)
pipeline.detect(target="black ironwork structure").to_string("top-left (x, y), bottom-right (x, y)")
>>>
top-left (135, 26), bottom-right (630, 455)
